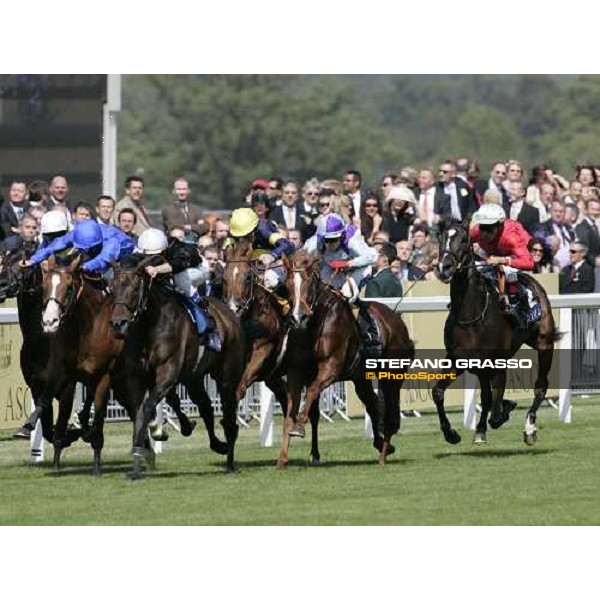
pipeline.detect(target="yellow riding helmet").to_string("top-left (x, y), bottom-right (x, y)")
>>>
top-left (230, 207), bottom-right (259, 237)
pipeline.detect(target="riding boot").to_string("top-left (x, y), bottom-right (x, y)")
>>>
top-left (501, 292), bottom-right (527, 330)
top-left (358, 306), bottom-right (383, 358)
top-left (190, 292), bottom-right (221, 352)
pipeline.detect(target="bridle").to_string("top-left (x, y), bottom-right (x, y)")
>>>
top-left (289, 261), bottom-right (320, 320)
top-left (225, 257), bottom-right (259, 316)
top-left (112, 268), bottom-right (151, 325)
top-left (42, 268), bottom-right (83, 325)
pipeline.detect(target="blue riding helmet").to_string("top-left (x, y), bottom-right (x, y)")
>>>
top-left (73, 220), bottom-right (103, 251)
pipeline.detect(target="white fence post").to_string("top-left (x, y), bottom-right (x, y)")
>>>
top-left (259, 383), bottom-right (274, 447)
top-left (558, 307), bottom-right (572, 423)
top-left (463, 372), bottom-right (478, 431)
top-left (30, 398), bottom-right (44, 464)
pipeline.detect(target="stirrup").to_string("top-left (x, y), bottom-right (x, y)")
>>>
top-left (205, 331), bottom-right (221, 352)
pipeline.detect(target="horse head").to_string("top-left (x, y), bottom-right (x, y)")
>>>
top-left (287, 250), bottom-right (320, 325)
top-left (110, 254), bottom-right (153, 338)
top-left (436, 218), bottom-right (471, 283)
top-left (223, 238), bottom-right (255, 315)
top-left (40, 253), bottom-right (82, 333)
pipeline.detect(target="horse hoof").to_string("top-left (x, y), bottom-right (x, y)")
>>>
top-left (276, 458), bottom-right (288, 471)
top-left (523, 431), bottom-right (537, 446)
top-left (373, 437), bottom-right (396, 455)
top-left (444, 429), bottom-right (462, 445)
top-left (151, 431), bottom-right (169, 442)
top-left (473, 433), bottom-right (487, 444)
top-left (490, 400), bottom-right (517, 429)
top-left (180, 419), bottom-right (197, 437)
top-left (288, 424), bottom-right (306, 438)
top-left (310, 457), bottom-right (321, 467)
top-left (210, 439), bottom-right (229, 456)
top-left (225, 463), bottom-right (238, 474)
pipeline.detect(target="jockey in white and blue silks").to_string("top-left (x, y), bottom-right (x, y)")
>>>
top-left (304, 213), bottom-right (377, 294)
top-left (28, 219), bottom-right (135, 274)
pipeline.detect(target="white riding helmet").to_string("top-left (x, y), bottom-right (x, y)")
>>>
top-left (137, 228), bottom-right (168, 255)
top-left (473, 203), bottom-right (506, 225)
top-left (40, 210), bottom-right (68, 234)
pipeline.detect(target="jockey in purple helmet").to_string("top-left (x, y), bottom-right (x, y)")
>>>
top-left (26, 219), bottom-right (135, 274)
top-left (304, 213), bottom-right (377, 290)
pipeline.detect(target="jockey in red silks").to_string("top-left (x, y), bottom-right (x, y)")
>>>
top-left (469, 203), bottom-right (534, 326)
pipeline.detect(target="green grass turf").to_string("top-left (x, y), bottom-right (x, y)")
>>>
top-left (0, 398), bottom-right (598, 525)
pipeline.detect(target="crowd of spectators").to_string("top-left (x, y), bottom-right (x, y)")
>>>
top-left (3, 158), bottom-right (600, 296)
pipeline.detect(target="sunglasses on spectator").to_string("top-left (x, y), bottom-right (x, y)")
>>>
top-left (439, 169), bottom-right (451, 174)
top-left (305, 191), bottom-right (318, 196)
top-left (569, 249), bottom-right (582, 254)
top-left (531, 247), bottom-right (543, 254)
top-left (268, 186), bottom-right (279, 191)
top-left (318, 202), bottom-right (330, 208)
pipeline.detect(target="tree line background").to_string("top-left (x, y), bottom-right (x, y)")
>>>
top-left (118, 74), bottom-right (600, 210)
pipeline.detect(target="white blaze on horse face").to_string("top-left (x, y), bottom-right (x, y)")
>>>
top-left (445, 229), bottom-right (457, 253)
top-left (42, 274), bottom-right (62, 333)
top-left (292, 272), bottom-right (302, 321)
top-left (228, 266), bottom-right (239, 312)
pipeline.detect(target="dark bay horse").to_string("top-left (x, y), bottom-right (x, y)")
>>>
top-left (222, 238), bottom-right (289, 423)
top-left (279, 250), bottom-right (415, 469)
top-left (110, 254), bottom-right (246, 478)
top-left (434, 221), bottom-right (560, 445)
top-left (0, 249), bottom-right (56, 442)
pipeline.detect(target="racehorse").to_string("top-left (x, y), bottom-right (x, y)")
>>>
top-left (279, 249), bottom-right (415, 469)
top-left (0, 248), bottom-right (56, 443)
top-left (29, 253), bottom-right (152, 474)
top-left (110, 254), bottom-right (246, 478)
top-left (434, 220), bottom-right (561, 445)
top-left (222, 238), bottom-right (289, 428)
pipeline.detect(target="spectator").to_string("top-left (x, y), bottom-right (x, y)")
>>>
top-left (251, 191), bottom-right (270, 220)
top-left (28, 180), bottom-right (50, 209)
top-left (416, 168), bottom-right (437, 232)
top-left (301, 178), bottom-right (320, 214)
top-left (564, 204), bottom-right (580, 228)
top-left (117, 207), bottom-right (138, 243)
top-left (482, 189), bottom-right (502, 205)
top-left (200, 244), bottom-right (222, 298)
top-left (27, 205), bottom-right (46, 231)
top-left (505, 160), bottom-right (525, 187)
top-left (380, 171), bottom-right (399, 201)
top-left (564, 180), bottom-right (583, 205)
top-left (0, 214), bottom-right (39, 254)
top-left (383, 185), bottom-right (416, 243)
top-left (398, 166), bottom-right (419, 190)
top-left (96, 195), bottom-right (116, 225)
top-left (360, 190), bottom-right (384, 244)
top-left (529, 238), bottom-right (556, 274)
top-left (474, 161), bottom-right (510, 214)
top-left (332, 194), bottom-right (357, 227)
top-left (113, 175), bottom-right (151, 237)
top-left (342, 170), bottom-right (363, 218)
top-left (364, 242), bottom-right (404, 298)
top-left (169, 226), bottom-right (185, 242)
top-left (214, 218), bottom-right (230, 252)
top-left (287, 228), bottom-right (303, 250)
top-left (197, 235), bottom-right (214, 253)
top-left (434, 160), bottom-right (477, 224)
top-left (559, 242), bottom-right (594, 293)
top-left (507, 181), bottom-right (540, 236)
top-left (395, 239), bottom-right (424, 281)
top-left (538, 199), bottom-right (575, 269)
top-left (0, 181), bottom-right (29, 240)
top-left (161, 177), bottom-right (203, 242)
top-left (271, 180), bottom-right (312, 241)
top-left (575, 198), bottom-right (600, 266)
top-left (410, 223), bottom-right (430, 260)
top-left (73, 201), bottom-right (94, 223)
top-left (266, 177), bottom-right (284, 207)
top-left (47, 175), bottom-right (72, 212)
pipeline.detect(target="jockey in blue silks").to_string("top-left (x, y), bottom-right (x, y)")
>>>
top-left (304, 213), bottom-right (377, 293)
top-left (28, 219), bottom-right (135, 274)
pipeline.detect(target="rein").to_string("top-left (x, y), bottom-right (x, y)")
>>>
top-left (42, 270), bottom-right (83, 323)
top-left (113, 269), bottom-right (152, 324)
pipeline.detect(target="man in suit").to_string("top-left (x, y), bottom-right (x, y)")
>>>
top-left (575, 198), bottom-right (600, 267)
top-left (473, 162), bottom-right (511, 215)
top-left (364, 242), bottom-right (404, 298)
top-left (0, 181), bottom-right (30, 240)
top-left (46, 175), bottom-right (72, 213)
top-left (395, 240), bottom-right (426, 281)
top-left (0, 214), bottom-right (39, 254)
top-left (270, 180), bottom-right (312, 242)
top-left (113, 175), bottom-right (152, 237)
top-left (342, 169), bottom-right (363, 218)
top-left (433, 160), bottom-right (477, 224)
top-left (560, 242), bottom-right (595, 293)
top-left (507, 181), bottom-right (540, 236)
top-left (161, 177), bottom-right (204, 242)
top-left (538, 199), bottom-right (575, 269)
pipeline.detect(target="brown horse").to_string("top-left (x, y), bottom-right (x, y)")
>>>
top-left (278, 249), bottom-right (415, 469)
top-left (222, 238), bottom-right (290, 422)
top-left (434, 221), bottom-right (560, 445)
top-left (110, 254), bottom-right (246, 478)
top-left (31, 254), bottom-right (149, 473)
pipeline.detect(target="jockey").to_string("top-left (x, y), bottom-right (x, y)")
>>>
top-left (304, 213), bottom-right (381, 355)
top-left (470, 203), bottom-right (535, 327)
top-left (26, 219), bottom-right (135, 276)
top-left (136, 228), bottom-right (221, 352)
top-left (304, 212), bottom-right (377, 293)
top-left (225, 207), bottom-right (295, 316)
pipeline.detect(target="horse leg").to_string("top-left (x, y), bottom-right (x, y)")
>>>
top-left (474, 373), bottom-right (492, 444)
top-left (378, 378), bottom-right (402, 465)
top-left (87, 374), bottom-right (111, 476)
top-left (431, 363), bottom-right (463, 444)
top-left (524, 347), bottom-right (553, 445)
top-left (308, 398), bottom-right (320, 466)
top-left (266, 376), bottom-right (288, 416)
top-left (186, 378), bottom-right (228, 455)
top-left (52, 380), bottom-right (77, 473)
top-left (277, 368), bottom-right (303, 470)
top-left (218, 382), bottom-right (239, 473)
top-left (488, 369), bottom-right (514, 429)
top-left (132, 365), bottom-right (177, 479)
top-left (164, 388), bottom-right (196, 437)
